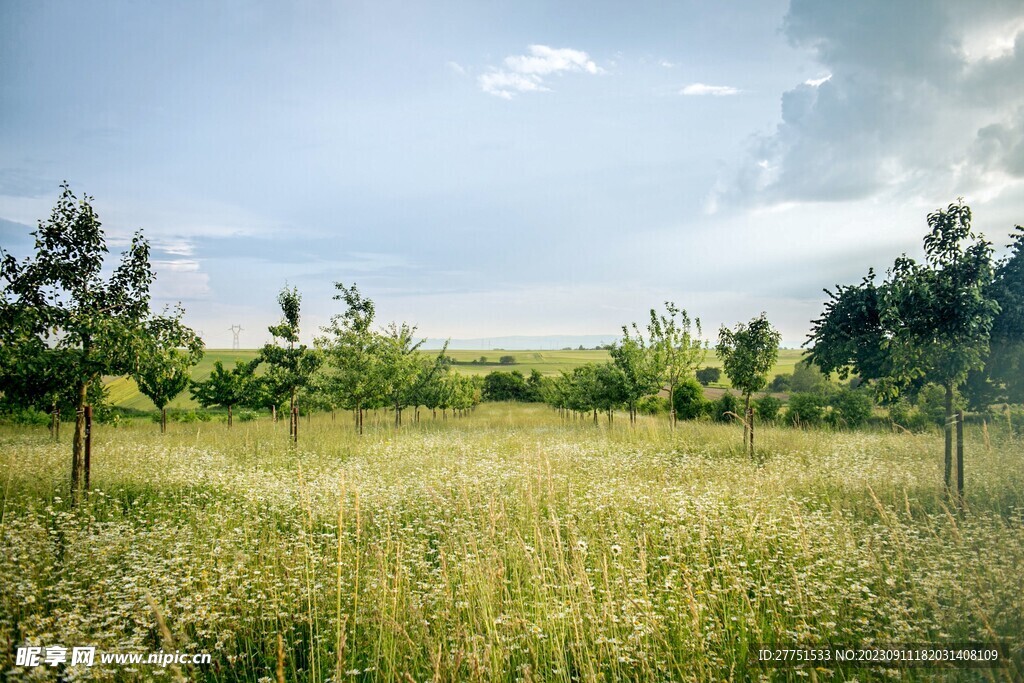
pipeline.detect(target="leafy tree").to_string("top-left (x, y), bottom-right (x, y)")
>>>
top-left (769, 373), bottom-right (792, 393)
top-left (790, 362), bottom-right (829, 394)
top-left (716, 313), bottom-right (781, 456)
top-left (984, 225), bottom-right (1024, 404)
top-left (483, 370), bottom-right (529, 402)
top-left (593, 362), bottom-right (627, 423)
top-left (376, 322), bottom-right (430, 427)
top-left (710, 392), bottom-right (740, 423)
top-left (754, 395), bottom-right (782, 422)
top-left (610, 325), bottom-right (662, 424)
top-left (883, 200), bottom-right (998, 495)
top-left (827, 387), bottom-right (873, 428)
top-left (695, 367), bottom-right (722, 386)
top-left (318, 283), bottom-right (380, 434)
top-left (648, 302), bottom-right (707, 428)
top-left (134, 310), bottom-right (204, 432)
top-left (499, 355), bottom-right (516, 365)
top-left (0, 184), bottom-right (196, 502)
top-left (259, 286), bottom-right (321, 439)
top-left (672, 377), bottom-right (707, 420)
top-left (787, 393), bottom-right (826, 427)
top-left (189, 360), bottom-right (254, 427)
top-left (805, 270), bottom-right (890, 381)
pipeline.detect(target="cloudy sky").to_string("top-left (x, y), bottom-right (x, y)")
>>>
top-left (2, 0), bottom-right (1023, 348)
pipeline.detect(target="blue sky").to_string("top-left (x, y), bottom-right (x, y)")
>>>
top-left (2, 0), bottom-right (1023, 348)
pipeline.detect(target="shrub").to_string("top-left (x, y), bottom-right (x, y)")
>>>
top-left (637, 395), bottom-right (669, 415)
top-left (499, 355), bottom-right (516, 365)
top-left (769, 374), bottom-right (792, 392)
top-left (695, 367), bottom-right (722, 386)
top-left (238, 410), bottom-right (258, 422)
top-left (827, 388), bottom-right (873, 428)
top-left (673, 377), bottom-right (707, 420)
top-left (788, 392), bottom-right (826, 427)
top-left (483, 371), bottom-right (528, 401)
top-left (709, 392), bottom-right (740, 423)
top-left (790, 363), bottom-right (828, 393)
top-left (755, 395), bottom-right (782, 422)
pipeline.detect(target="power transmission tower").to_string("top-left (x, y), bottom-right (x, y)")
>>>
top-left (229, 324), bottom-right (243, 350)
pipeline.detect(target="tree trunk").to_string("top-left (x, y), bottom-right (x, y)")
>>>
top-left (669, 383), bottom-right (676, 429)
top-left (83, 405), bottom-right (92, 493)
top-left (71, 380), bottom-right (87, 505)
top-left (228, 403), bottom-right (233, 428)
top-left (358, 405), bottom-right (364, 435)
top-left (748, 406), bottom-right (755, 460)
top-left (293, 405), bottom-right (298, 444)
top-left (743, 394), bottom-right (751, 449)
top-left (272, 404), bottom-right (277, 423)
top-left (944, 384), bottom-right (953, 492)
top-left (161, 407), bottom-right (167, 434)
top-left (956, 410), bottom-right (965, 503)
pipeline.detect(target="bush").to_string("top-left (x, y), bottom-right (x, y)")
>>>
top-left (238, 410), bottom-right (258, 422)
top-left (483, 371), bottom-right (529, 401)
top-left (637, 395), bottom-right (669, 415)
top-left (0, 408), bottom-right (51, 426)
top-left (769, 374), bottom-right (792, 393)
top-left (673, 378), bottom-right (707, 420)
top-left (915, 384), bottom-right (965, 427)
top-left (827, 387), bottom-right (873, 428)
top-left (695, 367), bottom-right (722, 386)
top-left (709, 392), bottom-right (740, 423)
top-left (790, 363), bottom-right (828, 393)
top-left (499, 355), bottom-right (516, 365)
top-left (788, 392), bottom-right (826, 427)
top-left (755, 395), bottom-right (782, 422)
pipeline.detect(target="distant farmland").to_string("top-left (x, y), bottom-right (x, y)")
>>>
top-left (105, 348), bottom-right (807, 411)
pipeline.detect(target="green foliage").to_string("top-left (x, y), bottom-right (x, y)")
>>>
top-left (610, 326), bottom-right (662, 417)
top-left (318, 282), bottom-right (380, 421)
top-left (694, 367), bottom-right (721, 386)
top-left (134, 311), bottom-right (204, 413)
top-left (499, 355), bottom-right (516, 365)
top-left (672, 377), bottom-right (707, 420)
top-left (483, 371), bottom-right (530, 402)
top-left (0, 183), bottom-right (198, 497)
top-left (636, 395), bottom-right (669, 415)
top-left (769, 374), bottom-right (792, 392)
top-left (826, 387), bottom-right (873, 428)
top-left (648, 302), bottom-right (707, 425)
top-left (258, 285), bottom-right (321, 416)
top-left (790, 362), bottom-right (829, 394)
top-left (189, 360), bottom-right (254, 421)
top-left (883, 200), bottom-right (998, 393)
top-left (710, 392), bottom-right (740, 423)
top-left (716, 313), bottom-right (781, 401)
top-left (787, 393), bottom-right (826, 427)
top-left (754, 395), bottom-right (782, 422)
top-left (805, 270), bottom-right (890, 381)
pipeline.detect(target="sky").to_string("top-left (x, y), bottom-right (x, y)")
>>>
top-left (2, 0), bottom-right (1023, 348)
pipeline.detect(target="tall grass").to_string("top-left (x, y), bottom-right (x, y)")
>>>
top-left (1, 404), bottom-right (1022, 681)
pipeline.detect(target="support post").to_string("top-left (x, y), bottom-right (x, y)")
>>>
top-left (84, 405), bottom-right (93, 492)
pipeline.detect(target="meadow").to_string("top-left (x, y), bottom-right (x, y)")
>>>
top-left (1, 403), bottom-right (1022, 681)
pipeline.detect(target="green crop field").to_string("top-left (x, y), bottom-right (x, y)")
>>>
top-left (103, 348), bottom-right (809, 411)
top-left (2, 404), bottom-right (1022, 681)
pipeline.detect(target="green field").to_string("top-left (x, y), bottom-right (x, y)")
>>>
top-left (105, 348), bottom-right (808, 411)
top-left (2, 404), bottom-right (1022, 681)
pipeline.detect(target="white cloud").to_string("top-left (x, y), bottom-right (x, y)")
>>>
top-left (477, 44), bottom-right (602, 99)
top-left (803, 74), bottom-right (831, 87)
top-left (680, 83), bottom-right (740, 96)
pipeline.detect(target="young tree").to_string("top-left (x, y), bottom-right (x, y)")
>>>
top-left (694, 367), bottom-right (722, 386)
top-left (189, 360), bottom-right (254, 427)
top-left (716, 313), bottom-right (781, 457)
top-left (883, 201), bottom-right (999, 497)
top-left (318, 283), bottom-right (380, 434)
top-left (134, 310), bottom-right (204, 432)
top-left (259, 286), bottom-right (321, 440)
top-left (610, 325), bottom-right (661, 424)
top-left (0, 184), bottom-right (196, 503)
top-left (648, 302), bottom-right (707, 428)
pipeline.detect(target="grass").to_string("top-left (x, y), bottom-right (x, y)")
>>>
top-left (1, 403), bottom-right (1022, 681)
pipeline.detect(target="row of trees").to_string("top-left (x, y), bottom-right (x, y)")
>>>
top-left (187, 283), bottom-right (480, 435)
